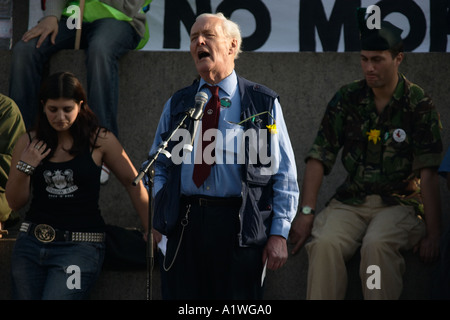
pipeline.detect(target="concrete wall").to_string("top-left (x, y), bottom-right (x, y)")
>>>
top-left (0, 49), bottom-right (448, 300)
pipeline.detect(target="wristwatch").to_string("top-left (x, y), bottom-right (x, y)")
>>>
top-left (301, 206), bottom-right (315, 215)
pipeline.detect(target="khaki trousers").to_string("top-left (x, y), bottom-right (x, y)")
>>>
top-left (305, 195), bottom-right (425, 300)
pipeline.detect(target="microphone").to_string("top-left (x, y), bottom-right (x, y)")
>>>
top-left (189, 91), bottom-right (208, 120)
top-left (184, 91), bottom-right (208, 153)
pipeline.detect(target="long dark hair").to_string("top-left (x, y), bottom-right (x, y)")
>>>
top-left (34, 71), bottom-right (101, 158)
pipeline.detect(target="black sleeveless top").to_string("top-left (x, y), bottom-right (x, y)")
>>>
top-left (25, 135), bottom-right (105, 232)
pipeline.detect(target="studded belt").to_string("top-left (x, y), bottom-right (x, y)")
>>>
top-left (183, 195), bottom-right (242, 207)
top-left (20, 222), bottom-right (105, 243)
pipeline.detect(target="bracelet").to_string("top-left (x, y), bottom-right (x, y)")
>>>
top-left (16, 160), bottom-right (36, 176)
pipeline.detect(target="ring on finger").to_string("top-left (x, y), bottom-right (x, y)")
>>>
top-left (34, 145), bottom-right (41, 150)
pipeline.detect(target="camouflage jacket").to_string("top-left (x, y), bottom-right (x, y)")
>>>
top-left (307, 73), bottom-right (442, 213)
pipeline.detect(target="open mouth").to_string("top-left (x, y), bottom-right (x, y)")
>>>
top-left (198, 51), bottom-right (211, 60)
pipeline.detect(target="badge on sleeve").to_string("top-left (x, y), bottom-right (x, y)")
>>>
top-left (393, 128), bottom-right (406, 142)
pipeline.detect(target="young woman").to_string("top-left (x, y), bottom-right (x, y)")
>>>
top-left (6, 71), bottom-right (149, 299)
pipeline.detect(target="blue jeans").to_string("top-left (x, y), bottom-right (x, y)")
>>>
top-left (9, 18), bottom-right (140, 137)
top-left (11, 232), bottom-right (105, 300)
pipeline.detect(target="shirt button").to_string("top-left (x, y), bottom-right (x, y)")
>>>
top-left (206, 186), bottom-right (210, 190)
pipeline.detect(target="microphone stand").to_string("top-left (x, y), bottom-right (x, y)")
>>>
top-left (132, 111), bottom-right (192, 300)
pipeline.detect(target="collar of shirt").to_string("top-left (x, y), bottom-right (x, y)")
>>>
top-left (198, 70), bottom-right (237, 98)
top-left (392, 73), bottom-right (407, 101)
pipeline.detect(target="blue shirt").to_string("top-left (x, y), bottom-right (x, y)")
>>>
top-left (147, 71), bottom-right (299, 238)
top-left (439, 147), bottom-right (450, 176)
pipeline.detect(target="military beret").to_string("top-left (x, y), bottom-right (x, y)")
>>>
top-left (357, 7), bottom-right (403, 50)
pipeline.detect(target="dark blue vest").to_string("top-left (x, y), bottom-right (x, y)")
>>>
top-left (155, 75), bottom-right (278, 246)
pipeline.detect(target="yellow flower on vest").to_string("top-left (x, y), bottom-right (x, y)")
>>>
top-left (266, 124), bottom-right (277, 134)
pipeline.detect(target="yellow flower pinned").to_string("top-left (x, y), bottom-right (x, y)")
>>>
top-left (266, 124), bottom-right (277, 134)
top-left (235, 111), bottom-right (278, 134)
top-left (367, 129), bottom-right (381, 144)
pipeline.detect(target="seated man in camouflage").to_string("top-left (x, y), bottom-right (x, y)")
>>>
top-left (0, 94), bottom-right (26, 237)
top-left (289, 9), bottom-right (443, 299)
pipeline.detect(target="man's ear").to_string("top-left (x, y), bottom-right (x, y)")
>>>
top-left (229, 38), bottom-right (238, 55)
top-left (395, 52), bottom-right (404, 66)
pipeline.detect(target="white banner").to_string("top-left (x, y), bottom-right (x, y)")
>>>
top-left (29, 0), bottom-right (450, 52)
